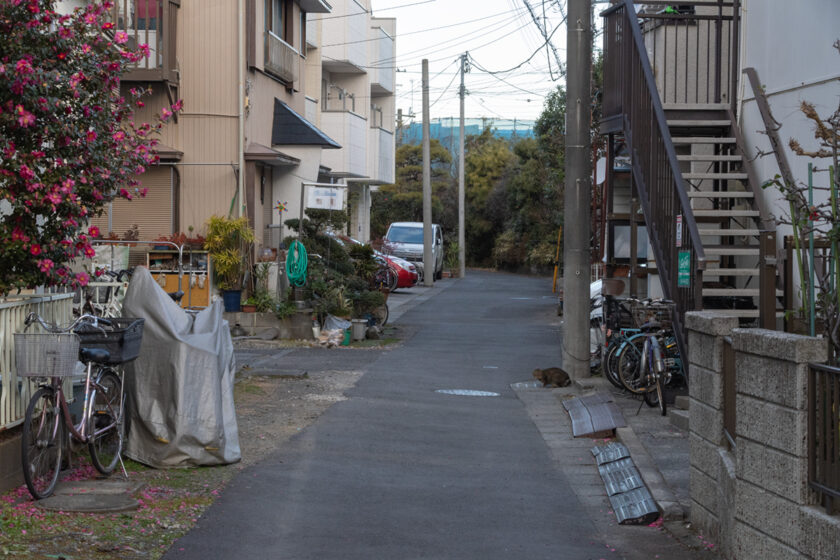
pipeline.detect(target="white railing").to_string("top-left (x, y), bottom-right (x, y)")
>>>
top-left (0, 294), bottom-right (74, 430)
top-left (265, 31), bottom-right (300, 84)
top-left (370, 27), bottom-right (394, 93)
top-left (368, 126), bottom-right (394, 184)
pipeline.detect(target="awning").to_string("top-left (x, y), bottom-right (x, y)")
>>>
top-left (271, 99), bottom-right (341, 149)
top-left (299, 0), bottom-right (332, 13)
top-left (244, 143), bottom-right (300, 167)
top-left (154, 143), bottom-right (183, 161)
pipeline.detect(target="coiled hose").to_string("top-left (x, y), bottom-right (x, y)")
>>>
top-left (285, 240), bottom-right (308, 287)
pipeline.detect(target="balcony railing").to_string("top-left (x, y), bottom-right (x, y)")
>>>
top-left (808, 363), bottom-right (840, 515)
top-left (109, 0), bottom-right (179, 83)
top-left (265, 32), bottom-right (300, 84)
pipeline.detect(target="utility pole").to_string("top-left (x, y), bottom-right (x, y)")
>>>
top-left (458, 53), bottom-right (467, 278)
top-left (397, 108), bottom-right (403, 146)
top-left (562, 0), bottom-right (592, 380)
top-left (422, 59), bottom-right (433, 287)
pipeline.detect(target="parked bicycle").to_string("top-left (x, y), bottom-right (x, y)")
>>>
top-left (15, 312), bottom-right (144, 499)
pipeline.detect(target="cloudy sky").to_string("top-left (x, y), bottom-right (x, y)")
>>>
top-left (370, 0), bottom-right (578, 123)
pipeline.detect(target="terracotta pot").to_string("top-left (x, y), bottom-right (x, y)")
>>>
top-left (241, 304), bottom-right (257, 313)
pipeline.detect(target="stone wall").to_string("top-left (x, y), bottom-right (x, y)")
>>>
top-left (686, 311), bottom-right (840, 560)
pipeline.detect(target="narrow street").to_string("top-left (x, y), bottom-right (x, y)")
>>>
top-left (164, 271), bottom-right (717, 559)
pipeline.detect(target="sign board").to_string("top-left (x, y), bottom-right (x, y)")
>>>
top-left (675, 214), bottom-right (682, 247)
top-left (677, 250), bottom-right (691, 287)
top-left (306, 186), bottom-right (345, 210)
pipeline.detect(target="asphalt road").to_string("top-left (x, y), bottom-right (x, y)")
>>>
top-left (162, 271), bottom-right (693, 559)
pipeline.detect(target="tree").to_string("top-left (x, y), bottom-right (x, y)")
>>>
top-left (0, 0), bottom-right (179, 295)
top-left (370, 140), bottom-right (452, 239)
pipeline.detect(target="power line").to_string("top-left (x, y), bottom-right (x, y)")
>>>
top-left (467, 18), bottom-right (565, 75)
top-left (311, 0), bottom-right (436, 21)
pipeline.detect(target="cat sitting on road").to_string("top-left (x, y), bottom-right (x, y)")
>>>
top-left (532, 367), bottom-right (571, 388)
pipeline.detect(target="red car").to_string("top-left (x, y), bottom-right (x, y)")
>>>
top-left (328, 232), bottom-right (418, 290)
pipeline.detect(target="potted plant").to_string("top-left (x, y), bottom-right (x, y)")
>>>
top-left (205, 215), bottom-right (255, 312)
top-left (241, 297), bottom-right (257, 313)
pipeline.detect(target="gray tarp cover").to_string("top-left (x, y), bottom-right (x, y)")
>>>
top-left (122, 267), bottom-right (240, 467)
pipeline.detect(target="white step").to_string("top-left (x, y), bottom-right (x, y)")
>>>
top-left (672, 137), bottom-right (737, 144)
top-left (663, 103), bottom-right (730, 111)
top-left (668, 119), bottom-right (731, 127)
top-left (683, 173), bottom-right (748, 180)
top-left (703, 268), bottom-right (760, 277)
top-left (677, 154), bottom-right (742, 162)
top-left (704, 246), bottom-right (760, 256)
top-left (693, 210), bottom-right (761, 218)
top-left (700, 309), bottom-right (786, 319)
top-left (698, 228), bottom-right (760, 236)
top-left (687, 191), bottom-right (754, 198)
top-left (703, 288), bottom-right (784, 297)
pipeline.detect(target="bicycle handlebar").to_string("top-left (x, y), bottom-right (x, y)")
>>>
top-left (24, 312), bottom-right (111, 334)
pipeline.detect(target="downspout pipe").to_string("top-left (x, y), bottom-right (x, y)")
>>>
top-left (237, 0), bottom-right (246, 218)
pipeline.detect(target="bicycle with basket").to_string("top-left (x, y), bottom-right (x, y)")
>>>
top-left (15, 312), bottom-right (144, 500)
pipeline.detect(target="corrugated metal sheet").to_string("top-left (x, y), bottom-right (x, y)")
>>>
top-left (592, 443), bottom-right (660, 525)
top-left (562, 393), bottom-right (626, 437)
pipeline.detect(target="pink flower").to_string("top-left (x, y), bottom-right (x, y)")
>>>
top-left (139, 187), bottom-right (148, 197)
top-left (88, 226), bottom-right (100, 238)
top-left (11, 227), bottom-right (27, 242)
top-left (83, 245), bottom-right (95, 258)
top-left (101, 21), bottom-right (113, 30)
top-left (94, 268), bottom-right (103, 277)
top-left (119, 188), bottom-right (132, 200)
top-left (160, 107), bottom-right (172, 121)
top-left (86, 130), bottom-right (97, 143)
top-left (29, 244), bottom-right (41, 256)
top-left (81, 43), bottom-right (91, 54)
top-left (114, 31), bottom-right (128, 44)
top-left (171, 99), bottom-right (184, 112)
top-left (46, 192), bottom-right (62, 205)
top-left (138, 44), bottom-right (151, 58)
top-left (37, 259), bottom-right (54, 273)
top-left (15, 58), bottom-right (33, 75)
top-left (18, 165), bottom-right (35, 181)
top-left (112, 130), bottom-right (125, 142)
top-left (75, 272), bottom-right (90, 287)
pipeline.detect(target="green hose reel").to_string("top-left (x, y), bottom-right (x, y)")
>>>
top-left (285, 240), bottom-right (308, 287)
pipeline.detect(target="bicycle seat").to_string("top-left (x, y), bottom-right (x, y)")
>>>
top-left (80, 347), bottom-right (111, 364)
top-left (168, 290), bottom-right (185, 303)
top-left (640, 320), bottom-right (662, 333)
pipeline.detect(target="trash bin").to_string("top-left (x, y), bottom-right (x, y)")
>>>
top-left (351, 319), bottom-right (368, 341)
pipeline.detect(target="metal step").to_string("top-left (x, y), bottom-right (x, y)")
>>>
top-left (686, 191), bottom-right (754, 198)
top-left (703, 268), bottom-right (760, 277)
top-left (703, 288), bottom-right (784, 297)
top-left (672, 137), bottom-right (737, 144)
top-left (693, 209), bottom-right (760, 218)
top-left (703, 246), bottom-right (760, 256)
top-left (683, 173), bottom-right (748, 180)
top-left (698, 228), bottom-right (761, 236)
top-left (667, 119), bottom-right (731, 127)
top-left (677, 154), bottom-right (742, 162)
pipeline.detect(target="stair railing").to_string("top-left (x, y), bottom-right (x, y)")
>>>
top-left (602, 0), bottom-right (709, 372)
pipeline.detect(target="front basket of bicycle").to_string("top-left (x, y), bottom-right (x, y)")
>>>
top-left (14, 332), bottom-right (81, 378)
top-left (75, 318), bottom-right (145, 365)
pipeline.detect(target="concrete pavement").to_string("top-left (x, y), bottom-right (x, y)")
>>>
top-left (162, 271), bottom-right (717, 559)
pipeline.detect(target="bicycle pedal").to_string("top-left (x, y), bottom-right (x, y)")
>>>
top-left (664, 358), bottom-right (676, 367)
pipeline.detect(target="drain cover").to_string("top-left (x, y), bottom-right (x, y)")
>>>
top-left (435, 389), bottom-right (500, 397)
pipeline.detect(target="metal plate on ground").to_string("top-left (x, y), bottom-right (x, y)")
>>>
top-left (599, 461), bottom-right (645, 496)
top-left (591, 442), bottom-right (631, 465)
top-left (562, 393), bottom-right (626, 437)
top-left (608, 487), bottom-right (660, 525)
top-left (435, 389), bottom-right (500, 397)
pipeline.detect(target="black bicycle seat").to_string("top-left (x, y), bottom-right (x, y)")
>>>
top-left (640, 320), bottom-right (662, 333)
top-left (168, 290), bottom-right (185, 302)
top-left (80, 347), bottom-right (111, 364)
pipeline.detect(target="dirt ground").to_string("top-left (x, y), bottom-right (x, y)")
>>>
top-left (0, 344), bottom-right (368, 560)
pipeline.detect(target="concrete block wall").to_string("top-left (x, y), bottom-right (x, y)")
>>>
top-left (686, 312), bottom-right (840, 559)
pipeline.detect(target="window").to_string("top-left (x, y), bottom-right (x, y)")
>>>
top-left (267, 0), bottom-right (293, 42)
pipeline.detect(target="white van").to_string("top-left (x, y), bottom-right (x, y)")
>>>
top-left (384, 222), bottom-right (444, 281)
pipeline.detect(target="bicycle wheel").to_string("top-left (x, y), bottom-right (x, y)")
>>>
top-left (387, 266), bottom-right (399, 292)
top-left (22, 387), bottom-right (64, 500)
top-left (373, 303), bottom-right (389, 326)
top-left (617, 335), bottom-right (651, 394)
top-left (88, 368), bottom-right (124, 475)
top-left (602, 342), bottom-right (625, 389)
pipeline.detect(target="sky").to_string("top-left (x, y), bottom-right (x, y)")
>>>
top-left (369, 0), bottom-right (575, 123)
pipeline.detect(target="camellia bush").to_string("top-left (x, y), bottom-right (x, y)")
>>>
top-left (0, 0), bottom-right (180, 294)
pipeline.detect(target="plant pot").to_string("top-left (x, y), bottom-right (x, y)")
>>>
top-left (351, 319), bottom-right (368, 341)
top-left (221, 289), bottom-right (242, 312)
top-left (241, 304), bottom-right (257, 313)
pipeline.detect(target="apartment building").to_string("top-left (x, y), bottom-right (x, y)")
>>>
top-left (78, 0), bottom-right (395, 254)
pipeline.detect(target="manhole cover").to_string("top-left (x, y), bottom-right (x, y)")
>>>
top-left (435, 389), bottom-right (500, 397)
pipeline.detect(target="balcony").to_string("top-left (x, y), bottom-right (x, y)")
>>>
top-left (321, 0), bottom-right (367, 73)
top-left (109, 0), bottom-right (179, 84)
top-left (369, 27), bottom-right (394, 94)
top-left (265, 32), bottom-right (300, 84)
top-left (368, 126), bottom-right (394, 184)
top-left (320, 111), bottom-right (367, 177)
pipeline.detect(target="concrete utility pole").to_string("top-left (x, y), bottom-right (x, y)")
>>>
top-left (458, 53), bottom-right (467, 278)
top-left (422, 59), bottom-right (433, 287)
top-left (562, 0), bottom-right (592, 380)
